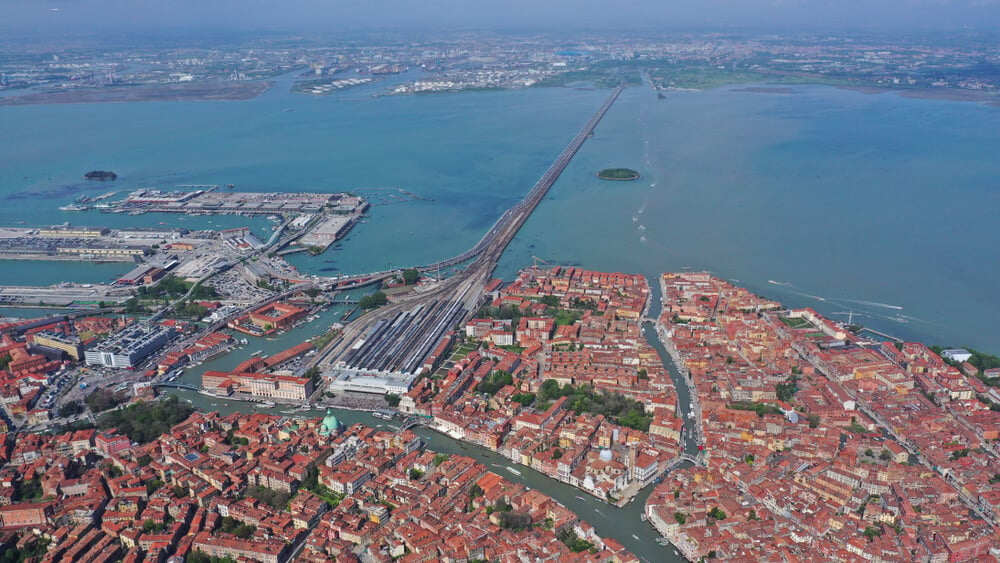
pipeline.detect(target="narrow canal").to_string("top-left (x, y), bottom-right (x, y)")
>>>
top-left (167, 276), bottom-right (697, 562)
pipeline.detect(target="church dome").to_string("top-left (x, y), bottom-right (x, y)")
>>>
top-left (319, 409), bottom-right (340, 436)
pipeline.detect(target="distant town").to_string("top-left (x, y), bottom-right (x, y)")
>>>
top-left (2, 31), bottom-right (999, 103)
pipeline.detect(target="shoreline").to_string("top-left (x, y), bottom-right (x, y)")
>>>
top-left (833, 84), bottom-right (1000, 106)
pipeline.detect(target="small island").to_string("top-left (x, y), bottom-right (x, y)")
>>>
top-left (597, 168), bottom-right (640, 181)
top-left (84, 170), bottom-right (117, 181)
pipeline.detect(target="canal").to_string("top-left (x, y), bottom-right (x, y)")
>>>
top-left (167, 276), bottom-right (697, 562)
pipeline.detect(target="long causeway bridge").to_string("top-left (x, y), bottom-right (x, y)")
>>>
top-left (314, 85), bottom-right (626, 386)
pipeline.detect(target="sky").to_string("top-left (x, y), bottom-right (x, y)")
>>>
top-left (3, 0), bottom-right (1000, 37)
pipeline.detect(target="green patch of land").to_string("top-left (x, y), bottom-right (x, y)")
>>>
top-left (0, 81), bottom-right (274, 106)
top-left (597, 168), bottom-right (640, 181)
top-left (779, 316), bottom-right (812, 329)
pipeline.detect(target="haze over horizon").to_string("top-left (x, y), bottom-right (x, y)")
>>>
top-left (3, 0), bottom-right (1000, 38)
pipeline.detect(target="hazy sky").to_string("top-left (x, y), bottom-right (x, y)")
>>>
top-left (3, 0), bottom-right (1000, 37)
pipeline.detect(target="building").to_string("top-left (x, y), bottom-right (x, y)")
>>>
top-left (84, 325), bottom-right (175, 368)
top-left (37, 225), bottom-right (109, 237)
top-left (229, 302), bottom-right (306, 336)
top-left (192, 533), bottom-right (286, 563)
top-left (202, 370), bottom-right (314, 402)
top-left (0, 503), bottom-right (54, 528)
top-left (941, 349), bottom-right (972, 363)
top-left (31, 331), bottom-right (84, 360)
top-left (95, 431), bottom-right (131, 457)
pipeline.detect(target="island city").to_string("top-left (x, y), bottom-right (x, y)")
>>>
top-left (1, 16), bottom-right (999, 563)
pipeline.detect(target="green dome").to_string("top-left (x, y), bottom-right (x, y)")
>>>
top-left (319, 409), bottom-right (340, 435)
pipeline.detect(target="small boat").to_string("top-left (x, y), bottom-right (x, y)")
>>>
top-left (505, 467), bottom-right (522, 476)
top-left (575, 495), bottom-right (587, 501)
top-left (632, 534), bottom-right (640, 541)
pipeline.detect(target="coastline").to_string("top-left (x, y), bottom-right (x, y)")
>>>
top-left (834, 84), bottom-right (1000, 106)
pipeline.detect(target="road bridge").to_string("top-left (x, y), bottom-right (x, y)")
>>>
top-left (315, 85), bottom-right (625, 388)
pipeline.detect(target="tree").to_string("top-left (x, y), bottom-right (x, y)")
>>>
top-left (539, 379), bottom-right (561, 400)
top-left (540, 295), bottom-right (560, 307)
top-left (476, 370), bottom-right (513, 395)
top-left (402, 269), bottom-right (420, 285)
top-left (807, 413), bottom-right (821, 428)
top-left (511, 392), bottom-right (535, 405)
top-left (708, 507), bottom-right (727, 521)
top-left (409, 468), bottom-right (424, 480)
top-left (552, 448), bottom-right (563, 459)
top-left (863, 525), bottom-right (882, 541)
top-left (864, 448), bottom-right (874, 457)
top-left (59, 401), bottom-right (85, 418)
top-left (775, 376), bottom-right (799, 402)
top-left (385, 393), bottom-right (401, 407)
top-left (674, 512), bottom-right (688, 525)
top-left (359, 291), bottom-right (388, 310)
top-left (432, 453), bottom-right (449, 467)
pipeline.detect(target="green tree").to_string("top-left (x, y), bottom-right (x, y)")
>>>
top-left (59, 401), bottom-right (85, 418)
top-left (540, 295), bottom-right (560, 307)
top-left (863, 525), bottom-right (882, 541)
top-left (402, 269), bottom-right (420, 285)
top-left (674, 512), bottom-right (687, 525)
top-left (359, 291), bottom-right (388, 310)
top-left (476, 370), bottom-right (513, 395)
top-left (385, 393), bottom-right (401, 407)
top-left (775, 376), bottom-right (799, 402)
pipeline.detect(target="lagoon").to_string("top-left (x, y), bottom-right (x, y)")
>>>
top-left (2, 77), bottom-right (999, 350)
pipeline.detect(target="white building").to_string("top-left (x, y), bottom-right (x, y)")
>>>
top-left (84, 325), bottom-right (175, 368)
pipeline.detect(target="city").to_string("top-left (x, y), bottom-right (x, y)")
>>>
top-left (2, 9), bottom-right (1000, 563)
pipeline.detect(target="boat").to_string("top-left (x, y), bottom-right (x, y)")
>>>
top-left (575, 495), bottom-right (587, 501)
top-left (505, 466), bottom-right (522, 476)
top-left (632, 534), bottom-right (640, 541)
top-left (260, 401), bottom-right (276, 408)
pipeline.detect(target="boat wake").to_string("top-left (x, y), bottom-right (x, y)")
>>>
top-left (840, 298), bottom-right (903, 310)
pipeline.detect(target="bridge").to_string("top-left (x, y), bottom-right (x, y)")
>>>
top-left (314, 85), bottom-right (625, 384)
top-left (152, 381), bottom-right (200, 392)
top-left (306, 85), bottom-right (626, 290)
top-left (399, 417), bottom-right (426, 432)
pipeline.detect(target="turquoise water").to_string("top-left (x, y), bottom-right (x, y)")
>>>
top-left (2, 79), bottom-right (999, 350)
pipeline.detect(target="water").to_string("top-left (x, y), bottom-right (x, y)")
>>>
top-left (5, 80), bottom-right (996, 348)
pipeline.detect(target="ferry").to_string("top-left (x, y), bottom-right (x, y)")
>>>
top-left (505, 466), bottom-right (522, 476)
top-left (372, 410), bottom-right (394, 420)
top-left (260, 401), bottom-right (277, 408)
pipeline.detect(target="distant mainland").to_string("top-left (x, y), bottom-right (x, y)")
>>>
top-left (597, 168), bottom-right (640, 181)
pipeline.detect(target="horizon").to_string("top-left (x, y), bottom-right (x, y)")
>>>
top-left (3, 0), bottom-right (1000, 42)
